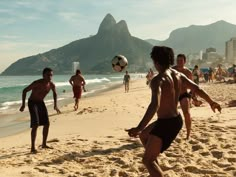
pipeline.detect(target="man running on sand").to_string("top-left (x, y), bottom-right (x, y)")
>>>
top-left (69, 69), bottom-right (86, 111)
top-left (126, 46), bottom-right (221, 177)
top-left (20, 67), bottom-right (61, 154)
top-left (172, 53), bottom-right (196, 139)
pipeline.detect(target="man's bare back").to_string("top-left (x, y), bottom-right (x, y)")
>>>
top-left (69, 75), bottom-right (85, 86)
top-left (151, 69), bottom-right (180, 119)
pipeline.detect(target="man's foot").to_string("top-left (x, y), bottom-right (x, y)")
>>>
top-left (192, 100), bottom-right (202, 107)
top-left (31, 149), bottom-right (38, 154)
top-left (41, 145), bottom-right (53, 149)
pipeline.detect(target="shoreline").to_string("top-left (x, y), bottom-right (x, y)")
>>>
top-left (0, 80), bottom-right (125, 138)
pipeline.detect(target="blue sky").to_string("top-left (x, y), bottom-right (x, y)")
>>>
top-left (1, 0), bottom-right (236, 73)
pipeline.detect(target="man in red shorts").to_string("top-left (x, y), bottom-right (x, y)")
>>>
top-left (69, 69), bottom-right (86, 111)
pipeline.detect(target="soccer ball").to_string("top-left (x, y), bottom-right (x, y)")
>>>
top-left (111, 55), bottom-right (128, 72)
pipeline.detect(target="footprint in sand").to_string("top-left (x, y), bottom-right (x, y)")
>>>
top-left (212, 160), bottom-right (232, 168)
top-left (197, 138), bottom-right (209, 144)
top-left (211, 150), bottom-right (223, 159)
top-left (228, 150), bottom-right (236, 154)
top-left (34, 167), bottom-right (50, 173)
top-left (118, 171), bottom-right (129, 177)
top-left (227, 158), bottom-right (236, 163)
top-left (224, 166), bottom-right (236, 171)
top-left (192, 144), bottom-right (204, 151)
top-left (83, 172), bottom-right (95, 177)
top-left (110, 169), bottom-right (118, 176)
top-left (164, 152), bottom-right (182, 158)
top-left (200, 151), bottom-right (210, 156)
top-left (21, 171), bottom-right (33, 175)
top-left (184, 165), bottom-right (226, 175)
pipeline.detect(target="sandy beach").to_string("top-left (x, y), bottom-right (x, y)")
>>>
top-left (0, 78), bottom-right (236, 177)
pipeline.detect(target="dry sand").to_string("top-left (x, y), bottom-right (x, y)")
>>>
top-left (0, 79), bottom-right (236, 177)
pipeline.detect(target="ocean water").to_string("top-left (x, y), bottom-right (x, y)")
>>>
top-left (0, 73), bottom-right (144, 137)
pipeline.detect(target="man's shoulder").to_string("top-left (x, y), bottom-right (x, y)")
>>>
top-left (152, 74), bottom-right (163, 82)
top-left (34, 79), bottom-right (44, 84)
top-left (50, 81), bottom-right (55, 86)
top-left (70, 75), bottom-right (75, 79)
top-left (172, 65), bottom-right (178, 69)
top-left (183, 67), bottom-right (192, 73)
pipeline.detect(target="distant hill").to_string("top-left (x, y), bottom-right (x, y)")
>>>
top-left (1, 14), bottom-right (152, 75)
top-left (146, 20), bottom-right (236, 55)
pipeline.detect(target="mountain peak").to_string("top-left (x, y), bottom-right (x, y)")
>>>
top-left (97, 14), bottom-right (131, 37)
top-left (97, 13), bottom-right (116, 34)
top-left (115, 20), bottom-right (131, 36)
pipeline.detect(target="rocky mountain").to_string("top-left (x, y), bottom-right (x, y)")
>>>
top-left (146, 20), bottom-right (236, 55)
top-left (1, 14), bottom-right (152, 75)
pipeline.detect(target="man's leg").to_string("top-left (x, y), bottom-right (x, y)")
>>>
top-left (31, 126), bottom-right (38, 153)
top-left (180, 98), bottom-right (191, 139)
top-left (139, 122), bottom-right (155, 147)
top-left (42, 124), bottom-right (50, 148)
top-left (74, 98), bottom-right (78, 110)
top-left (143, 135), bottom-right (164, 177)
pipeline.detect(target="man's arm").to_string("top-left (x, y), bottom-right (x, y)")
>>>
top-left (51, 83), bottom-right (61, 114)
top-left (82, 76), bottom-right (86, 86)
top-left (126, 77), bottom-right (161, 137)
top-left (186, 69), bottom-right (193, 80)
top-left (19, 82), bottom-right (36, 112)
top-left (69, 76), bottom-right (73, 86)
top-left (182, 75), bottom-right (221, 112)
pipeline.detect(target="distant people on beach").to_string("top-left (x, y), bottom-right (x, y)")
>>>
top-left (226, 64), bottom-right (236, 84)
top-left (233, 65), bottom-right (236, 83)
top-left (126, 46), bottom-right (221, 177)
top-left (192, 65), bottom-right (201, 85)
top-left (203, 72), bottom-right (209, 82)
top-left (191, 65), bottom-right (203, 106)
top-left (208, 67), bottom-right (214, 82)
top-left (69, 69), bottom-right (86, 111)
top-left (215, 64), bottom-right (226, 82)
top-left (172, 54), bottom-right (193, 139)
top-left (123, 70), bottom-right (130, 93)
top-left (19, 67), bottom-right (61, 154)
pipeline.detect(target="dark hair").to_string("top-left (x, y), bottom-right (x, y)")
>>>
top-left (177, 54), bottom-right (186, 62)
top-left (150, 46), bottom-right (174, 67)
top-left (43, 67), bottom-right (53, 75)
top-left (76, 69), bottom-right (81, 75)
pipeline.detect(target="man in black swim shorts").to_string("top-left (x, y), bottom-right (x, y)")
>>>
top-left (172, 54), bottom-right (194, 139)
top-left (20, 67), bottom-right (61, 154)
top-left (126, 46), bottom-right (221, 177)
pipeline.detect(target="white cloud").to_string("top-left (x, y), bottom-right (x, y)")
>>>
top-left (0, 9), bottom-right (12, 13)
top-left (1, 35), bottom-right (21, 39)
top-left (58, 12), bottom-right (81, 23)
top-left (16, 1), bottom-right (33, 7)
top-left (0, 41), bottom-right (55, 51)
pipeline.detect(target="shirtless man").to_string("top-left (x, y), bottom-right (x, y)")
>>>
top-left (172, 54), bottom-right (193, 139)
top-left (69, 69), bottom-right (86, 111)
top-left (123, 71), bottom-right (130, 93)
top-left (20, 67), bottom-right (61, 153)
top-left (216, 65), bottom-right (226, 82)
top-left (126, 46), bottom-right (221, 177)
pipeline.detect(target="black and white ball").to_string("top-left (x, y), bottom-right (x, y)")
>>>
top-left (111, 55), bottom-right (128, 72)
